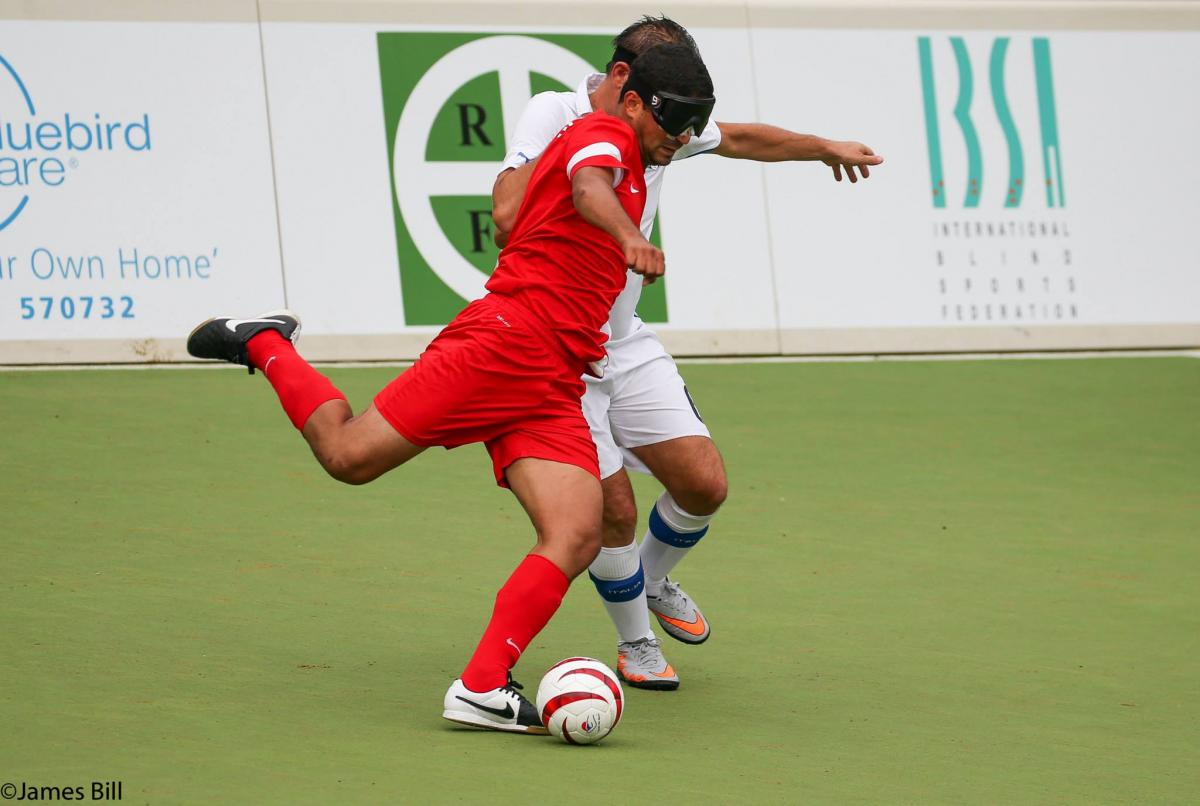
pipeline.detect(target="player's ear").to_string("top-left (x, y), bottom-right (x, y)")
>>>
top-left (609, 61), bottom-right (631, 85)
top-left (622, 89), bottom-right (643, 119)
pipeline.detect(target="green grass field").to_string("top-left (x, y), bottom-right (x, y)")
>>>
top-left (3, 357), bottom-right (1198, 804)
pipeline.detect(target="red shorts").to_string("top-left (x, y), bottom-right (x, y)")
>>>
top-left (373, 296), bottom-right (598, 486)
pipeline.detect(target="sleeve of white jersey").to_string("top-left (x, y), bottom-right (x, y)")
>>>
top-left (671, 116), bottom-right (723, 161)
top-left (499, 92), bottom-right (575, 173)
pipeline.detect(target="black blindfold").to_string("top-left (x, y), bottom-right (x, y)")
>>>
top-left (623, 70), bottom-right (715, 138)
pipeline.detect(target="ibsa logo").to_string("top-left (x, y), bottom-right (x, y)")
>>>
top-left (917, 36), bottom-right (1064, 210)
top-left (0, 52), bottom-right (153, 232)
top-left (376, 33), bottom-right (668, 325)
top-left (580, 714), bottom-right (599, 733)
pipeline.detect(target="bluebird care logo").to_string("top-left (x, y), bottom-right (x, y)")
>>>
top-left (0, 52), bottom-right (152, 232)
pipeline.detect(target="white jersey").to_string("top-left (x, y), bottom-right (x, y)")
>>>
top-left (500, 74), bottom-right (721, 344)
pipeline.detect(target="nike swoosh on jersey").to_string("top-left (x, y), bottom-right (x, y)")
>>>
top-left (224, 317), bottom-right (286, 332)
top-left (630, 183), bottom-right (640, 193)
top-left (455, 696), bottom-right (515, 719)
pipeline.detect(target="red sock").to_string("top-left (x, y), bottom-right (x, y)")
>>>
top-left (246, 331), bottom-right (346, 431)
top-left (461, 554), bottom-right (569, 692)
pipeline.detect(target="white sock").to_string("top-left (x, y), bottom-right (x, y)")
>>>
top-left (641, 492), bottom-right (714, 597)
top-left (588, 542), bottom-right (655, 643)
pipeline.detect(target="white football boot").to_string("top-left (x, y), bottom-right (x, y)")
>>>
top-left (442, 675), bottom-right (548, 734)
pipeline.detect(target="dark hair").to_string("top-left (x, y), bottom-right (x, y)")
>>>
top-left (626, 42), bottom-right (713, 101)
top-left (607, 15), bottom-right (698, 71)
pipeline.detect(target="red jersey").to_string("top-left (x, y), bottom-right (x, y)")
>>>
top-left (486, 112), bottom-right (647, 366)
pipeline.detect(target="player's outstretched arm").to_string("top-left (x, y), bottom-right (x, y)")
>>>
top-left (714, 122), bottom-right (883, 182)
top-left (571, 166), bottom-right (664, 285)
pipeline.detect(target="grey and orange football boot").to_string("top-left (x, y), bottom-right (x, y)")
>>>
top-left (616, 637), bottom-right (679, 691)
top-left (646, 578), bottom-right (710, 644)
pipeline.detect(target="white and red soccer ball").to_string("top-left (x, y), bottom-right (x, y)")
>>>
top-left (536, 657), bottom-right (623, 744)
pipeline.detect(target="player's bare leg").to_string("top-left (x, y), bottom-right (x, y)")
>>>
top-left (600, 468), bottom-right (639, 549)
top-left (506, 457), bottom-right (603, 578)
top-left (632, 435), bottom-right (728, 517)
top-left (300, 401), bottom-right (425, 485)
top-left (630, 435), bottom-right (727, 644)
top-left (444, 457), bottom-right (600, 734)
top-left (589, 467), bottom-right (679, 689)
top-left (186, 310), bottom-right (425, 484)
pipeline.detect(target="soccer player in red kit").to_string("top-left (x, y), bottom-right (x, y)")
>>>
top-left (186, 43), bottom-right (715, 734)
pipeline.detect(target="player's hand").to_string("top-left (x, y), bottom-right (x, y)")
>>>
top-left (622, 236), bottom-right (665, 285)
top-left (823, 141), bottom-right (884, 183)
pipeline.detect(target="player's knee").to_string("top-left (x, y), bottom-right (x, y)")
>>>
top-left (322, 457), bottom-right (369, 486)
top-left (677, 469), bottom-right (728, 516)
top-left (573, 525), bottom-right (603, 563)
top-left (704, 471), bottom-right (729, 512)
top-left (319, 445), bottom-right (380, 486)
top-left (545, 522), bottom-right (602, 573)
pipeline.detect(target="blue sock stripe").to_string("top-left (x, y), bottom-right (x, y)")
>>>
top-left (588, 566), bottom-right (645, 603)
top-left (648, 505), bottom-right (708, 548)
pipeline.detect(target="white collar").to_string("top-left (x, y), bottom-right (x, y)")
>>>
top-left (575, 73), bottom-right (605, 115)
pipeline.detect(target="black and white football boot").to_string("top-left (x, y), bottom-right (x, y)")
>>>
top-left (442, 674), bottom-right (548, 735)
top-left (186, 309), bottom-right (300, 374)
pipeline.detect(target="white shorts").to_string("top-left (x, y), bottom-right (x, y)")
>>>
top-left (581, 332), bottom-right (711, 479)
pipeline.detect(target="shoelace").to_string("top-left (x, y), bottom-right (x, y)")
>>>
top-left (499, 674), bottom-right (525, 697)
top-left (624, 638), bottom-right (664, 666)
top-left (656, 579), bottom-right (690, 610)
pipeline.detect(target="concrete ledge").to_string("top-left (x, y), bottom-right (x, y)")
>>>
top-left (0, 338), bottom-right (191, 365)
top-left (778, 325), bottom-right (1200, 355)
top-left (258, 0), bottom-right (749, 26)
top-left (749, 1), bottom-right (1200, 31)
top-left (4, 324), bottom-right (1196, 366)
top-left (0, 0), bottom-right (258, 22)
top-left (17, 0), bottom-right (1190, 29)
top-left (0, 334), bottom-right (438, 366)
top-left (0, 330), bottom-right (784, 365)
top-left (656, 328), bottom-right (782, 356)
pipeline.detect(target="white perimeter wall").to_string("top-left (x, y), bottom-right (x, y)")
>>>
top-left (0, 0), bottom-right (1197, 364)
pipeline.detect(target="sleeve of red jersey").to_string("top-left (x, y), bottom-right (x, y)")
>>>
top-left (563, 114), bottom-right (637, 189)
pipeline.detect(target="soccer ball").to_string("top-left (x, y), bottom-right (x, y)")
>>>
top-left (536, 657), bottom-right (623, 745)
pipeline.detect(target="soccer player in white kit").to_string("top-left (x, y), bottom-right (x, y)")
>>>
top-left (492, 17), bottom-right (883, 690)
